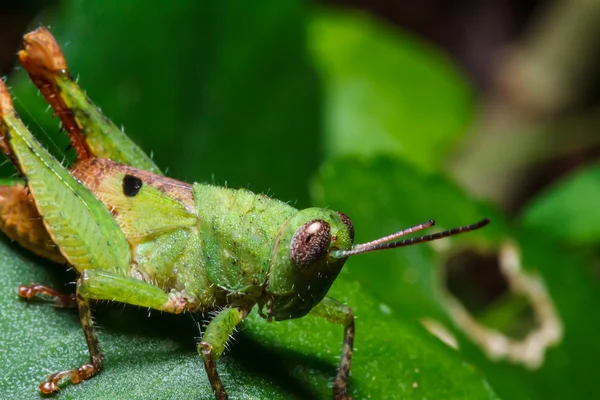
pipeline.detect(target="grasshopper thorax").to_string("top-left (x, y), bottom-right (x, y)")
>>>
top-left (261, 208), bottom-right (354, 321)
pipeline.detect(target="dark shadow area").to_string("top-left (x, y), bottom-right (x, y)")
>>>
top-left (232, 331), bottom-right (341, 399)
top-left (444, 248), bottom-right (538, 340)
top-left (0, 1), bottom-right (58, 75)
top-left (92, 304), bottom-right (337, 399)
top-left (445, 249), bottom-right (508, 314)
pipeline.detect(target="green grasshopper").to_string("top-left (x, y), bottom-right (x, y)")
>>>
top-left (0, 28), bottom-right (489, 400)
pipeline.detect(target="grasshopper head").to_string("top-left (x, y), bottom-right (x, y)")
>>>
top-left (262, 208), bottom-right (354, 321)
top-left (262, 207), bottom-right (491, 321)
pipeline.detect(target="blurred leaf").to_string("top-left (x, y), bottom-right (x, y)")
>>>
top-left (455, 231), bottom-right (600, 400)
top-left (521, 161), bottom-right (600, 245)
top-left (313, 156), bottom-right (505, 323)
top-left (313, 157), bottom-right (600, 400)
top-left (10, 0), bottom-right (321, 206)
top-left (308, 9), bottom-right (474, 172)
top-left (0, 239), bottom-right (499, 399)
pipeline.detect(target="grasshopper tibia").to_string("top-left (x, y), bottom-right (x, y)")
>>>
top-left (310, 297), bottom-right (355, 400)
top-left (19, 27), bottom-right (162, 173)
top-left (39, 276), bottom-right (104, 394)
top-left (199, 307), bottom-right (249, 400)
top-left (38, 270), bottom-right (123, 393)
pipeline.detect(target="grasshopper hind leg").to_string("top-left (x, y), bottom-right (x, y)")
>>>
top-left (39, 269), bottom-right (199, 393)
top-left (0, 183), bottom-right (65, 263)
top-left (0, 183), bottom-right (74, 305)
top-left (19, 27), bottom-right (162, 174)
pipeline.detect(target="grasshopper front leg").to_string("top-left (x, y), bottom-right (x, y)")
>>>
top-left (310, 297), bottom-right (355, 400)
top-left (199, 307), bottom-right (249, 400)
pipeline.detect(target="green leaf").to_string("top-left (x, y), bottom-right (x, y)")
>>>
top-left (313, 157), bottom-right (600, 400)
top-left (308, 9), bottom-right (473, 171)
top-left (313, 156), bottom-right (505, 322)
top-left (0, 239), bottom-right (498, 399)
top-left (521, 161), bottom-right (600, 245)
top-left (455, 232), bottom-right (600, 400)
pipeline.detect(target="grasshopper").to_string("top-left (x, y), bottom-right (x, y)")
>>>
top-left (0, 28), bottom-right (490, 399)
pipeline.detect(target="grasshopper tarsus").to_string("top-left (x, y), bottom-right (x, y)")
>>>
top-left (40, 362), bottom-right (100, 394)
top-left (18, 284), bottom-right (76, 308)
top-left (39, 379), bottom-right (57, 394)
top-left (19, 27), bottom-right (93, 162)
top-left (333, 313), bottom-right (355, 399)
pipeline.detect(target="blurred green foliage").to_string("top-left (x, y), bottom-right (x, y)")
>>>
top-left (1, 1), bottom-right (599, 399)
top-left (522, 161), bottom-right (600, 246)
top-left (308, 10), bottom-right (473, 171)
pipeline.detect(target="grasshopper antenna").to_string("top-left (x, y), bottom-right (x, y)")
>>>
top-left (331, 218), bottom-right (491, 258)
top-left (353, 219), bottom-right (436, 250)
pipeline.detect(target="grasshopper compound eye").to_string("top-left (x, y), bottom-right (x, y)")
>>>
top-left (336, 211), bottom-right (354, 243)
top-left (290, 219), bottom-right (331, 270)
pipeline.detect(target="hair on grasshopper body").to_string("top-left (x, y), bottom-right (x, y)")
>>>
top-left (0, 28), bottom-right (490, 400)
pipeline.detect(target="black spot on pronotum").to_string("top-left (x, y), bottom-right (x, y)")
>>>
top-left (122, 174), bottom-right (142, 197)
top-left (290, 220), bottom-right (331, 270)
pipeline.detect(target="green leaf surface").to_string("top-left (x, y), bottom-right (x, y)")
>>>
top-left (521, 161), bottom-right (600, 245)
top-left (308, 9), bottom-right (473, 171)
top-left (0, 239), bottom-right (498, 399)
